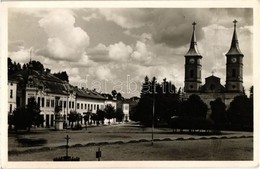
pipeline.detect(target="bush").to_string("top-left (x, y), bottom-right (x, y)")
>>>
top-left (16, 138), bottom-right (47, 146)
top-left (72, 123), bottom-right (82, 130)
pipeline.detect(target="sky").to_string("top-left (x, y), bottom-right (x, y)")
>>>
top-left (8, 8), bottom-right (253, 98)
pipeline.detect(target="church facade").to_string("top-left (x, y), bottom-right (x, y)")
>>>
top-left (183, 20), bottom-right (244, 107)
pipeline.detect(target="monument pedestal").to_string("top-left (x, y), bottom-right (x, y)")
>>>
top-left (55, 120), bottom-right (64, 130)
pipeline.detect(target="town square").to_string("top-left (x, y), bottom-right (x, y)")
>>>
top-left (3, 5), bottom-right (256, 167)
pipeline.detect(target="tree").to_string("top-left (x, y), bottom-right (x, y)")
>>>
top-left (12, 97), bottom-right (42, 132)
top-left (115, 108), bottom-right (124, 122)
top-left (68, 110), bottom-right (81, 128)
top-left (137, 76), bottom-right (180, 126)
top-left (104, 104), bottom-right (116, 124)
top-left (116, 92), bottom-right (124, 101)
top-left (8, 57), bottom-right (22, 75)
top-left (227, 95), bottom-right (253, 131)
top-left (140, 76), bottom-right (151, 98)
top-left (96, 109), bottom-right (106, 125)
top-left (111, 90), bottom-right (117, 98)
top-left (210, 98), bottom-right (227, 130)
top-left (181, 94), bottom-right (208, 119)
top-left (53, 71), bottom-right (69, 82)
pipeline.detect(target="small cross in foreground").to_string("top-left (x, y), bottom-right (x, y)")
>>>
top-left (65, 135), bottom-right (71, 157)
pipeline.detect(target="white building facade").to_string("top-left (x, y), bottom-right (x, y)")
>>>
top-left (8, 80), bottom-right (17, 115)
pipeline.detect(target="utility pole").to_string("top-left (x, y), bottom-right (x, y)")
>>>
top-left (152, 79), bottom-right (156, 146)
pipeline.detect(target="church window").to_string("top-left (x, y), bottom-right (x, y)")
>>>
top-left (232, 69), bottom-right (236, 78)
top-left (190, 85), bottom-right (194, 89)
top-left (232, 85), bottom-right (236, 89)
top-left (190, 70), bottom-right (194, 78)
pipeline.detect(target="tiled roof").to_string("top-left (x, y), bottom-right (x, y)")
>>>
top-left (9, 69), bottom-right (70, 95)
top-left (74, 87), bottom-right (106, 100)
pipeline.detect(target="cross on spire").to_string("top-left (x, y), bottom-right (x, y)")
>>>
top-left (233, 19), bottom-right (237, 28)
top-left (192, 22), bottom-right (196, 30)
top-left (211, 70), bottom-right (215, 76)
top-left (29, 49), bottom-right (32, 62)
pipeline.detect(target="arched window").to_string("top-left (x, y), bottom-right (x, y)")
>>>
top-left (190, 69), bottom-right (194, 78)
top-left (232, 69), bottom-right (236, 78)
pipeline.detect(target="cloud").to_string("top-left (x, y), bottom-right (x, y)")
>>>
top-left (38, 9), bottom-right (90, 61)
top-left (98, 8), bottom-right (253, 48)
top-left (130, 41), bottom-right (154, 65)
top-left (87, 42), bottom-right (133, 62)
top-left (8, 40), bottom-right (25, 52)
top-left (8, 46), bottom-right (31, 64)
top-left (99, 9), bottom-right (151, 29)
top-left (82, 13), bottom-right (99, 21)
top-left (108, 41), bottom-right (133, 61)
top-left (89, 65), bottom-right (116, 81)
top-left (87, 43), bottom-right (110, 62)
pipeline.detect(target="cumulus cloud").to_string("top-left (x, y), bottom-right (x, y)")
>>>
top-left (82, 13), bottom-right (99, 21)
top-left (8, 46), bottom-right (31, 64)
top-left (99, 9), bottom-right (151, 29)
top-left (130, 41), bottom-right (154, 65)
top-left (88, 39), bottom-right (156, 65)
top-left (89, 65), bottom-right (116, 81)
top-left (98, 8), bottom-right (253, 48)
top-left (87, 43), bottom-right (110, 62)
top-left (8, 40), bottom-right (25, 52)
top-left (108, 41), bottom-right (133, 61)
top-left (38, 9), bottom-right (90, 61)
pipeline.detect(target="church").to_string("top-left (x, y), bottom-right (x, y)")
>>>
top-left (183, 20), bottom-right (244, 107)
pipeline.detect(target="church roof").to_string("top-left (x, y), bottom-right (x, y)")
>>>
top-left (226, 20), bottom-right (244, 56)
top-left (205, 75), bottom-right (220, 80)
top-left (185, 22), bottom-right (202, 57)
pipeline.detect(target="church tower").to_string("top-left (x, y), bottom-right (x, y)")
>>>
top-left (225, 20), bottom-right (244, 93)
top-left (184, 22), bottom-right (202, 92)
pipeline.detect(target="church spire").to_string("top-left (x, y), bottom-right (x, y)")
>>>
top-left (186, 22), bottom-right (201, 56)
top-left (226, 19), bottom-right (243, 56)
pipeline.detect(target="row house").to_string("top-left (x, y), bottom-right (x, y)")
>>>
top-left (8, 64), bottom-right (116, 128)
